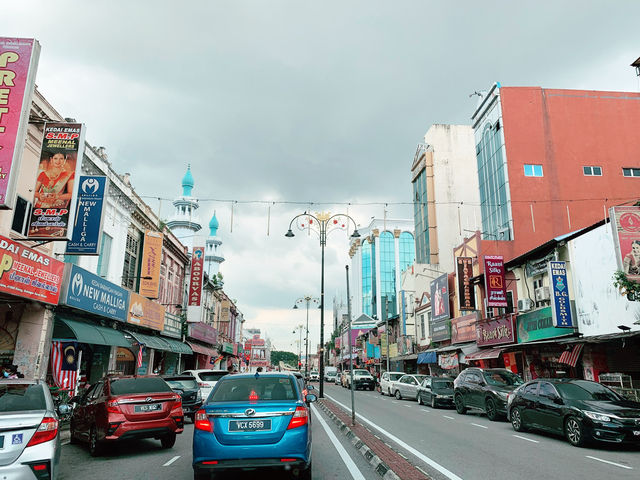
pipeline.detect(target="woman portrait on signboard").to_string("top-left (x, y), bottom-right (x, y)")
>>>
top-left (33, 151), bottom-right (75, 209)
top-left (623, 240), bottom-right (640, 276)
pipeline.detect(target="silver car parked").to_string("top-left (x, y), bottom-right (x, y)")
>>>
top-left (393, 374), bottom-right (428, 401)
top-left (0, 379), bottom-right (67, 479)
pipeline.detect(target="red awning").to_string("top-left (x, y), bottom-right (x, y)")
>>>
top-left (186, 341), bottom-right (217, 357)
top-left (558, 344), bottom-right (584, 367)
top-left (464, 348), bottom-right (505, 361)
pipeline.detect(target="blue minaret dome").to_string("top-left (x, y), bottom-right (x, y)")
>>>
top-left (182, 164), bottom-right (194, 197)
top-left (209, 212), bottom-right (219, 236)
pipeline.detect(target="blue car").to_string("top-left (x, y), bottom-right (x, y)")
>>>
top-left (192, 372), bottom-right (316, 479)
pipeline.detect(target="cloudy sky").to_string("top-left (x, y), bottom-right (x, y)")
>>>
top-left (5, 1), bottom-right (640, 351)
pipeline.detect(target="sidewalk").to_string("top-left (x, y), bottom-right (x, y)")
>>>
top-left (318, 398), bottom-right (431, 480)
top-left (59, 423), bottom-right (71, 445)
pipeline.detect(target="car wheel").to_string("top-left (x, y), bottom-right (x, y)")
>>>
top-left (485, 398), bottom-right (499, 421)
top-left (417, 393), bottom-right (423, 405)
top-left (431, 396), bottom-right (436, 409)
top-left (295, 461), bottom-right (312, 480)
top-left (565, 416), bottom-right (586, 447)
top-left (379, 386), bottom-right (384, 395)
top-left (395, 390), bottom-right (402, 400)
top-left (89, 426), bottom-right (102, 457)
top-left (370, 386), bottom-right (375, 391)
top-left (189, 413), bottom-right (196, 423)
top-left (161, 433), bottom-right (177, 449)
top-left (511, 407), bottom-right (526, 432)
top-left (454, 395), bottom-right (467, 415)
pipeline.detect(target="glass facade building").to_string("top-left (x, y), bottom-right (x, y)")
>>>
top-left (379, 232), bottom-right (396, 314)
top-left (361, 239), bottom-right (375, 316)
top-left (412, 168), bottom-right (429, 263)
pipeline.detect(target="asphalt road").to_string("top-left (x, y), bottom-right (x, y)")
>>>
top-left (58, 403), bottom-right (376, 480)
top-left (324, 382), bottom-right (640, 480)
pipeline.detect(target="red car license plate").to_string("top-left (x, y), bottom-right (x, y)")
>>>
top-left (134, 403), bottom-right (161, 413)
top-left (229, 419), bottom-right (271, 432)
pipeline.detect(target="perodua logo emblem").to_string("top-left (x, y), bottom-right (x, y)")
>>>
top-left (245, 408), bottom-right (256, 417)
top-left (146, 397), bottom-right (153, 403)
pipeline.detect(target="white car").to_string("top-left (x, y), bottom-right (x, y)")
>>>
top-left (380, 371), bottom-right (405, 396)
top-left (180, 369), bottom-right (229, 401)
top-left (309, 371), bottom-right (320, 381)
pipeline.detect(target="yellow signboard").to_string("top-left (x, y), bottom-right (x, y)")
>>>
top-left (139, 230), bottom-right (163, 298)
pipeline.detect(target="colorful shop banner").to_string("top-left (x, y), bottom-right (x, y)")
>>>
top-left (61, 264), bottom-right (129, 321)
top-left (0, 38), bottom-right (40, 209)
top-left (451, 312), bottom-right (478, 344)
top-left (456, 257), bottom-right (476, 311)
top-left (483, 255), bottom-right (508, 307)
top-left (139, 230), bottom-right (163, 298)
top-left (222, 342), bottom-right (234, 354)
top-left (27, 122), bottom-right (86, 240)
top-left (188, 246), bottom-right (204, 306)
top-left (430, 318), bottom-right (451, 342)
top-left (476, 314), bottom-right (515, 347)
top-left (517, 307), bottom-right (575, 343)
top-left (162, 312), bottom-right (182, 339)
top-left (430, 273), bottom-right (450, 322)
top-left (610, 206), bottom-right (640, 282)
top-left (188, 322), bottom-right (218, 345)
top-left (0, 234), bottom-right (63, 304)
top-left (438, 351), bottom-right (459, 370)
top-left (389, 343), bottom-right (398, 358)
top-left (127, 292), bottom-right (165, 332)
top-left (548, 261), bottom-right (574, 328)
top-left (65, 176), bottom-right (107, 255)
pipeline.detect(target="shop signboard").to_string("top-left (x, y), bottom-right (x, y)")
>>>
top-left (27, 122), bottom-right (86, 240)
top-left (430, 273), bottom-right (450, 322)
top-left (162, 311), bottom-right (182, 339)
top-left (525, 252), bottom-right (555, 278)
top-left (65, 176), bottom-right (107, 255)
top-left (222, 342), bottom-right (234, 354)
top-left (139, 230), bottom-right (163, 298)
top-left (548, 261), bottom-right (574, 328)
top-left (127, 292), bottom-right (165, 331)
top-left (430, 318), bottom-right (450, 342)
top-left (389, 343), bottom-right (398, 358)
top-left (0, 234), bottom-right (64, 305)
top-left (610, 206), bottom-right (640, 283)
top-left (61, 264), bottom-right (129, 321)
top-left (451, 312), bottom-right (478, 344)
top-left (0, 37), bottom-right (40, 209)
top-left (476, 314), bottom-right (515, 347)
top-left (517, 307), bottom-right (575, 343)
top-left (483, 255), bottom-right (508, 307)
top-left (438, 351), bottom-right (459, 370)
top-left (188, 322), bottom-right (218, 345)
top-left (456, 257), bottom-right (476, 310)
top-left (188, 246), bottom-right (204, 306)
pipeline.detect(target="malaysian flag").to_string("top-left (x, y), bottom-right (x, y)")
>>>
top-left (51, 341), bottom-right (79, 392)
top-left (136, 344), bottom-right (144, 369)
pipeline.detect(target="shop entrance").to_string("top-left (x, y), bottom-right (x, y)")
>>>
top-left (115, 347), bottom-right (136, 375)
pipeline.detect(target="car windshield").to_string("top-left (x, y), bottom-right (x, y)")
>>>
top-left (433, 380), bottom-right (454, 390)
top-left (210, 376), bottom-right (298, 402)
top-left (110, 377), bottom-right (173, 395)
top-left (556, 381), bottom-right (621, 401)
top-left (0, 384), bottom-right (46, 412)
top-left (199, 372), bottom-right (229, 382)
top-left (413, 375), bottom-right (427, 382)
top-left (327, 372), bottom-right (337, 376)
top-left (483, 371), bottom-right (524, 386)
top-left (389, 373), bottom-right (404, 381)
top-left (164, 378), bottom-right (198, 390)
top-left (311, 371), bottom-right (318, 375)
top-left (354, 370), bottom-right (370, 375)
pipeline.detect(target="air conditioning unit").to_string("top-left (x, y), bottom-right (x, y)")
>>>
top-left (517, 298), bottom-right (534, 312)
top-left (535, 287), bottom-right (550, 302)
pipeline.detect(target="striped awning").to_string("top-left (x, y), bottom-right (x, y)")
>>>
top-left (464, 348), bottom-right (505, 361)
top-left (558, 344), bottom-right (584, 367)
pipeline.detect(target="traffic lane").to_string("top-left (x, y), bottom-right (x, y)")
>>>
top-left (325, 384), bottom-right (640, 480)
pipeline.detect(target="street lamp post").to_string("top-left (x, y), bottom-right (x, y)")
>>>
top-left (286, 211), bottom-right (360, 398)
top-left (294, 296), bottom-right (319, 379)
top-left (293, 325), bottom-right (304, 370)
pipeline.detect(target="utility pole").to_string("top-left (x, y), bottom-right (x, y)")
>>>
top-left (383, 296), bottom-right (390, 373)
top-left (346, 265), bottom-right (355, 426)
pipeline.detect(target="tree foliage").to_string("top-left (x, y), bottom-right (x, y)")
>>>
top-left (270, 350), bottom-right (299, 367)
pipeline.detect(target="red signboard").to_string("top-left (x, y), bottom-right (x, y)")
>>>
top-left (188, 246), bottom-right (204, 306)
top-left (0, 235), bottom-right (64, 305)
top-left (451, 312), bottom-right (478, 344)
top-left (188, 321), bottom-right (218, 344)
top-left (483, 255), bottom-right (508, 307)
top-left (456, 257), bottom-right (476, 310)
top-left (610, 206), bottom-right (640, 282)
top-left (476, 314), bottom-right (516, 347)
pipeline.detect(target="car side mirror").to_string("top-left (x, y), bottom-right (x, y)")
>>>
top-left (306, 393), bottom-right (317, 403)
top-left (553, 396), bottom-right (563, 405)
top-left (57, 404), bottom-right (72, 415)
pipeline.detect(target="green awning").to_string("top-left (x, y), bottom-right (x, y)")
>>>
top-left (53, 317), bottom-right (132, 348)
top-left (125, 331), bottom-right (172, 352)
top-left (162, 338), bottom-right (193, 355)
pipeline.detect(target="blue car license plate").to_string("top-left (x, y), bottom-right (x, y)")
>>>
top-left (229, 419), bottom-right (271, 432)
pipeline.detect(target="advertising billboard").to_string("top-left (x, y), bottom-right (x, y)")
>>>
top-left (188, 246), bottom-right (204, 306)
top-left (483, 255), bottom-right (508, 307)
top-left (476, 314), bottom-right (515, 347)
top-left (610, 206), bottom-right (640, 283)
top-left (451, 312), bottom-right (478, 344)
top-left (0, 234), bottom-right (63, 305)
top-left (430, 273), bottom-right (450, 322)
top-left (0, 38), bottom-right (40, 209)
top-left (65, 176), bottom-right (107, 255)
top-left (456, 257), bottom-right (476, 311)
top-left (27, 122), bottom-right (86, 240)
top-left (548, 261), bottom-right (574, 328)
top-left (139, 230), bottom-right (163, 298)
top-left (127, 292), bottom-right (165, 331)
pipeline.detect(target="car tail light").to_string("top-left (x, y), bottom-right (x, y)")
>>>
top-left (107, 422), bottom-right (122, 435)
top-left (249, 390), bottom-right (259, 402)
top-left (202, 460), bottom-right (218, 465)
top-left (27, 417), bottom-right (58, 447)
top-left (26, 461), bottom-right (51, 480)
top-left (199, 382), bottom-right (208, 388)
top-left (107, 399), bottom-right (121, 414)
top-left (281, 458), bottom-right (297, 462)
top-left (287, 406), bottom-right (308, 430)
top-left (194, 409), bottom-right (213, 432)
top-left (173, 394), bottom-right (182, 406)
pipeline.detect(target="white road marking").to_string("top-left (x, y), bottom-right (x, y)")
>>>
top-left (443, 415), bottom-right (455, 420)
top-left (512, 434), bottom-right (539, 443)
top-left (420, 408), bottom-right (430, 413)
top-left (326, 394), bottom-right (463, 480)
top-left (585, 456), bottom-right (633, 470)
top-left (391, 401), bottom-right (398, 404)
top-left (405, 405), bottom-right (412, 408)
top-left (471, 423), bottom-right (488, 429)
top-left (163, 456), bottom-right (180, 467)
top-left (311, 404), bottom-right (367, 480)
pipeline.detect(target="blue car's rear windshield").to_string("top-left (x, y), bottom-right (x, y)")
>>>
top-left (210, 377), bottom-right (298, 402)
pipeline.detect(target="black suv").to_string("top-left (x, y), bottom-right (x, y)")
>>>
top-left (162, 375), bottom-right (202, 422)
top-left (453, 368), bottom-right (524, 421)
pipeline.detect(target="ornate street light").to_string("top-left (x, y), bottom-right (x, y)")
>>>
top-left (285, 211), bottom-right (360, 398)
top-left (294, 295), bottom-right (319, 379)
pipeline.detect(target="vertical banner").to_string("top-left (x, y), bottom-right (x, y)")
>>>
top-left (483, 255), bottom-right (508, 307)
top-left (139, 230), bottom-right (163, 298)
top-left (65, 175), bottom-right (107, 255)
top-left (188, 246), bottom-right (205, 306)
top-left (456, 257), bottom-right (476, 310)
top-left (0, 38), bottom-right (40, 209)
top-left (548, 261), bottom-right (574, 328)
top-left (430, 273), bottom-right (450, 321)
top-left (610, 206), bottom-right (640, 283)
top-left (27, 122), bottom-right (86, 240)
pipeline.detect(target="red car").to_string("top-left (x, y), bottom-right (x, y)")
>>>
top-left (70, 375), bottom-right (184, 455)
